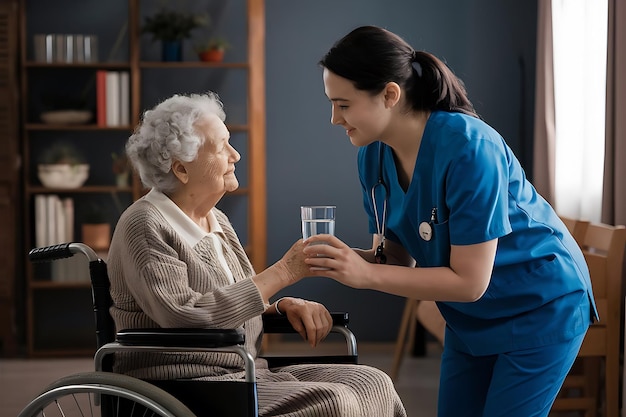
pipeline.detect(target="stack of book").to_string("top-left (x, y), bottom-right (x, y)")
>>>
top-left (35, 194), bottom-right (73, 247)
top-left (96, 70), bottom-right (130, 127)
top-left (34, 195), bottom-right (89, 282)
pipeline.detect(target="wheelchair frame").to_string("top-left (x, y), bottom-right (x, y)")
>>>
top-left (18, 242), bottom-right (358, 417)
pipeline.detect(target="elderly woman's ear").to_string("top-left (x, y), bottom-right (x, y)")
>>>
top-left (172, 160), bottom-right (189, 184)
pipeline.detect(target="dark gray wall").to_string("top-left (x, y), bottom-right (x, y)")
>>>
top-left (25, 0), bottom-right (537, 343)
top-left (265, 0), bottom-right (537, 341)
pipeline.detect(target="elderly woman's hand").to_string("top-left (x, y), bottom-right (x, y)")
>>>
top-left (274, 239), bottom-right (315, 285)
top-left (252, 240), bottom-right (319, 305)
top-left (276, 297), bottom-right (332, 347)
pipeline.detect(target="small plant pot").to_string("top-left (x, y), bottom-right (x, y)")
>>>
top-left (82, 223), bottom-right (111, 251)
top-left (199, 49), bottom-right (224, 62)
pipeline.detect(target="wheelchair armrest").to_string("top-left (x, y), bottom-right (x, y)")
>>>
top-left (261, 312), bottom-right (358, 365)
top-left (97, 327), bottom-right (256, 381)
top-left (116, 327), bottom-right (245, 348)
top-left (262, 312), bottom-right (349, 333)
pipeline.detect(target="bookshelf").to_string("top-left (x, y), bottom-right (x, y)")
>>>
top-left (19, 0), bottom-right (266, 356)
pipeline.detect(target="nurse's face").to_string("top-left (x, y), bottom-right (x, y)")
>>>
top-left (323, 68), bottom-right (391, 147)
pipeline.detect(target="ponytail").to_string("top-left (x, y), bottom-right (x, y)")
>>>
top-left (409, 51), bottom-right (478, 117)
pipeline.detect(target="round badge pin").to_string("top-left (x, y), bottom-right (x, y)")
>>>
top-left (419, 222), bottom-right (433, 241)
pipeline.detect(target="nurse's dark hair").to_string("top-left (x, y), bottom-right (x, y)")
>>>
top-left (319, 25), bottom-right (479, 118)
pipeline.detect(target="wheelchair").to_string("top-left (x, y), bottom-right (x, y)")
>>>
top-left (18, 242), bottom-right (359, 417)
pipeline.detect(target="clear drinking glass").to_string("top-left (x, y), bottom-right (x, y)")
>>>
top-left (301, 205), bottom-right (336, 240)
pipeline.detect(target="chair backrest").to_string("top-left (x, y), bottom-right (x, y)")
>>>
top-left (580, 223), bottom-right (625, 417)
top-left (559, 215), bottom-right (590, 246)
top-left (27, 243), bottom-right (116, 349)
top-left (89, 258), bottom-right (116, 349)
top-left (551, 221), bottom-right (626, 417)
top-left (579, 222), bottom-right (626, 350)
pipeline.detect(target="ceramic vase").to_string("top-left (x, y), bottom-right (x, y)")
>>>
top-left (162, 40), bottom-right (182, 61)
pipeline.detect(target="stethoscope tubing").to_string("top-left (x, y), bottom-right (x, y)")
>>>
top-left (372, 142), bottom-right (388, 263)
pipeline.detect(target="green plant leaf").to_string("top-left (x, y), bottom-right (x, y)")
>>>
top-left (142, 8), bottom-right (209, 41)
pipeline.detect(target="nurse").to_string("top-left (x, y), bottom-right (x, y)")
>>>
top-left (305, 25), bottom-right (596, 417)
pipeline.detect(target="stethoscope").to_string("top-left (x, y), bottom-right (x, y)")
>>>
top-left (371, 142), bottom-right (388, 264)
top-left (370, 142), bottom-right (435, 265)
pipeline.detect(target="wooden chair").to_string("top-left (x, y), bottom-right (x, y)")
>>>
top-left (559, 215), bottom-right (590, 246)
top-left (390, 299), bottom-right (445, 381)
top-left (550, 222), bottom-right (626, 417)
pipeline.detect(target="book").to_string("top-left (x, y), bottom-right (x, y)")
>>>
top-left (45, 195), bottom-right (57, 246)
top-left (96, 70), bottom-right (107, 126)
top-left (34, 195), bottom-right (47, 248)
top-left (54, 196), bottom-right (65, 243)
top-left (105, 71), bottom-right (120, 126)
top-left (119, 71), bottom-right (130, 126)
top-left (63, 197), bottom-right (74, 242)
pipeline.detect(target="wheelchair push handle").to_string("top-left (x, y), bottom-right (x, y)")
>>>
top-left (29, 242), bottom-right (100, 263)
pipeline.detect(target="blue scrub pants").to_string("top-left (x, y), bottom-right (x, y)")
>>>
top-left (437, 332), bottom-right (586, 417)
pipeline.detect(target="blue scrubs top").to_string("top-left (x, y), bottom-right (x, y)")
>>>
top-left (358, 111), bottom-right (596, 355)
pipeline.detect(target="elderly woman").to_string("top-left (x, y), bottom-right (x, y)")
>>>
top-left (107, 92), bottom-right (407, 417)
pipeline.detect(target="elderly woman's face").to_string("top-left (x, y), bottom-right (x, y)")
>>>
top-left (185, 114), bottom-right (241, 196)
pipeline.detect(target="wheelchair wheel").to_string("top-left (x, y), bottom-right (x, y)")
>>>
top-left (17, 371), bottom-right (196, 417)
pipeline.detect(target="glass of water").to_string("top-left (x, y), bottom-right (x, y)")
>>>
top-left (301, 205), bottom-right (336, 241)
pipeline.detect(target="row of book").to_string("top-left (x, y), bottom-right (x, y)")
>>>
top-left (35, 194), bottom-right (73, 248)
top-left (34, 195), bottom-right (89, 282)
top-left (96, 70), bottom-right (130, 127)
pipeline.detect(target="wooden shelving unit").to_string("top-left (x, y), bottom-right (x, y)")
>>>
top-left (19, 0), bottom-right (266, 356)
top-left (0, 0), bottom-right (20, 357)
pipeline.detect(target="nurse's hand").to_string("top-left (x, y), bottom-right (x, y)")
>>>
top-left (303, 234), bottom-right (375, 289)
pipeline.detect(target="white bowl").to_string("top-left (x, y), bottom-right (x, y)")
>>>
top-left (40, 110), bottom-right (93, 125)
top-left (38, 164), bottom-right (90, 188)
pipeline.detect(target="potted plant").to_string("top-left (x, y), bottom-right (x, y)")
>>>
top-left (111, 151), bottom-right (131, 187)
top-left (37, 142), bottom-right (90, 189)
top-left (195, 36), bottom-right (230, 62)
top-left (142, 7), bottom-right (208, 61)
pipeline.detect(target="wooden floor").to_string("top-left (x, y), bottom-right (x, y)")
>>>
top-left (1, 342), bottom-right (442, 417)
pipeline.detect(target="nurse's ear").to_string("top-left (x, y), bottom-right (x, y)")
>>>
top-left (383, 82), bottom-right (401, 109)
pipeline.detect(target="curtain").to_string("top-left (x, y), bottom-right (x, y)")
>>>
top-left (601, 0), bottom-right (626, 226)
top-left (533, 0), bottom-right (556, 205)
top-left (532, 0), bottom-right (556, 204)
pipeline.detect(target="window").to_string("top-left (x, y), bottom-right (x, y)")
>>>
top-left (552, 0), bottom-right (608, 222)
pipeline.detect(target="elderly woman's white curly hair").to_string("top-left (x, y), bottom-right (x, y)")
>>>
top-left (126, 92), bottom-right (226, 193)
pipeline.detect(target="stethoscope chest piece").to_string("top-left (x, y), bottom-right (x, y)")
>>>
top-left (419, 222), bottom-right (433, 241)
